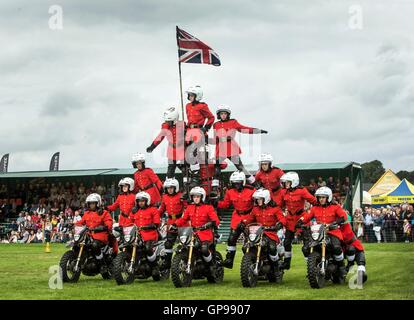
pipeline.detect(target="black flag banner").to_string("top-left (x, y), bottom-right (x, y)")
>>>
top-left (0, 153), bottom-right (9, 173)
top-left (49, 152), bottom-right (60, 171)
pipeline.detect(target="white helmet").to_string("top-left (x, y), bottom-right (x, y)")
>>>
top-left (315, 187), bottom-right (333, 202)
top-left (163, 107), bottom-right (179, 122)
top-left (118, 177), bottom-right (135, 192)
top-left (131, 153), bottom-right (145, 163)
top-left (135, 192), bottom-right (151, 206)
top-left (189, 186), bottom-right (207, 202)
top-left (216, 105), bottom-right (231, 119)
top-left (163, 178), bottom-right (180, 193)
top-left (281, 172), bottom-right (300, 188)
top-left (253, 188), bottom-right (271, 205)
top-left (186, 85), bottom-right (203, 101)
top-left (259, 153), bottom-right (273, 164)
top-left (230, 171), bottom-right (246, 186)
top-left (86, 193), bottom-right (102, 207)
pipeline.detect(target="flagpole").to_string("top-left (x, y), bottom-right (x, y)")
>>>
top-left (176, 26), bottom-right (185, 121)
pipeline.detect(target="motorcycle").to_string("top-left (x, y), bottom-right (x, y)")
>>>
top-left (240, 223), bottom-right (285, 287)
top-left (306, 222), bottom-right (345, 289)
top-left (171, 223), bottom-right (224, 287)
top-left (112, 224), bottom-right (169, 285)
top-left (59, 225), bottom-right (114, 283)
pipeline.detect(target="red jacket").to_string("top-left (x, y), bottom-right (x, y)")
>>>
top-left (301, 204), bottom-right (348, 240)
top-left (151, 121), bottom-right (186, 161)
top-left (133, 168), bottom-right (163, 206)
top-left (158, 192), bottom-right (187, 225)
top-left (218, 186), bottom-right (256, 230)
top-left (185, 102), bottom-right (214, 144)
top-left (186, 102), bottom-right (214, 127)
top-left (131, 207), bottom-right (160, 241)
top-left (175, 203), bottom-right (220, 242)
top-left (213, 119), bottom-right (257, 158)
top-left (255, 167), bottom-right (285, 202)
top-left (341, 222), bottom-right (364, 251)
top-left (107, 193), bottom-right (135, 227)
top-left (278, 187), bottom-right (317, 232)
top-left (199, 162), bottom-right (227, 195)
top-left (76, 210), bottom-right (113, 244)
top-left (244, 206), bottom-right (286, 242)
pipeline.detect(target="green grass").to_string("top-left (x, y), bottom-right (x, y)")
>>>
top-left (0, 243), bottom-right (413, 300)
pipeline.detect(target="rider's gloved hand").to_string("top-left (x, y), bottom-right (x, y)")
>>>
top-left (236, 222), bottom-right (246, 232)
top-left (275, 222), bottom-right (284, 231)
top-left (295, 219), bottom-right (304, 229)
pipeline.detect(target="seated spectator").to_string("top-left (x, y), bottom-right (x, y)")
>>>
top-left (307, 179), bottom-right (318, 195)
top-left (317, 176), bottom-right (326, 187)
top-left (18, 229), bottom-right (30, 243)
top-left (403, 219), bottom-right (411, 243)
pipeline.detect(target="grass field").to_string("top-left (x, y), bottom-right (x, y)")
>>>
top-left (0, 243), bottom-right (413, 300)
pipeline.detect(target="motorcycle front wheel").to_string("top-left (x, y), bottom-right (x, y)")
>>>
top-left (112, 251), bottom-right (135, 285)
top-left (240, 252), bottom-right (258, 288)
top-left (171, 252), bottom-right (193, 288)
top-left (307, 251), bottom-right (325, 288)
top-left (59, 250), bottom-right (81, 283)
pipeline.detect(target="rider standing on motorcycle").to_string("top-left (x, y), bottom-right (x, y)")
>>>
top-left (184, 86), bottom-right (215, 188)
top-left (255, 153), bottom-right (285, 197)
top-left (296, 187), bottom-right (348, 283)
top-left (158, 178), bottom-right (187, 268)
top-left (146, 107), bottom-right (186, 179)
top-left (243, 189), bottom-right (286, 272)
top-left (277, 171), bottom-right (317, 270)
top-left (107, 178), bottom-right (135, 227)
top-left (341, 221), bottom-right (368, 282)
top-left (131, 153), bottom-right (163, 207)
top-left (217, 171), bottom-right (256, 269)
top-left (131, 192), bottom-right (161, 276)
top-left (76, 193), bottom-right (113, 261)
top-left (213, 106), bottom-right (267, 185)
top-left (173, 186), bottom-right (220, 270)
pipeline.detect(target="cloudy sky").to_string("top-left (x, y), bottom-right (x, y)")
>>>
top-left (1, 0), bottom-right (413, 172)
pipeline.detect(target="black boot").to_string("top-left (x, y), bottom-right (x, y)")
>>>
top-left (164, 252), bottom-right (173, 269)
top-left (281, 257), bottom-right (291, 270)
top-left (223, 251), bottom-right (236, 269)
top-left (346, 260), bottom-right (355, 273)
top-left (336, 260), bottom-right (347, 284)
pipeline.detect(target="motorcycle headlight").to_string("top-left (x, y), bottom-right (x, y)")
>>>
top-left (248, 234), bottom-right (257, 242)
top-left (180, 235), bottom-right (189, 244)
top-left (311, 232), bottom-right (320, 241)
top-left (124, 235), bottom-right (131, 242)
top-left (74, 234), bottom-right (80, 241)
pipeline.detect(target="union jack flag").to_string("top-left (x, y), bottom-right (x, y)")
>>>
top-left (176, 26), bottom-right (221, 66)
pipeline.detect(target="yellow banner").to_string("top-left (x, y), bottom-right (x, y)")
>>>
top-left (372, 196), bottom-right (414, 204)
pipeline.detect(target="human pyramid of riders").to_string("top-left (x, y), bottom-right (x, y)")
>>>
top-left (59, 86), bottom-right (367, 288)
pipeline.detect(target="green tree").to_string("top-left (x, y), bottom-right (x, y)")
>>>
top-left (396, 170), bottom-right (414, 184)
top-left (362, 160), bottom-right (385, 183)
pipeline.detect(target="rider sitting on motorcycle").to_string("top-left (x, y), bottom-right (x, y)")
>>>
top-left (130, 191), bottom-right (161, 276)
top-left (172, 186), bottom-right (220, 271)
top-left (218, 171), bottom-right (256, 269)
top-left (296, 186), bottom-right (348, 283)
top-left (243, 188), bottom-right (286, 273)
top-left (107, 177), bottom-right (136, 227)
top-left (158, 178), bottom-right (188, 268)
top-left (76, 193), bottom-right (113, 261)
